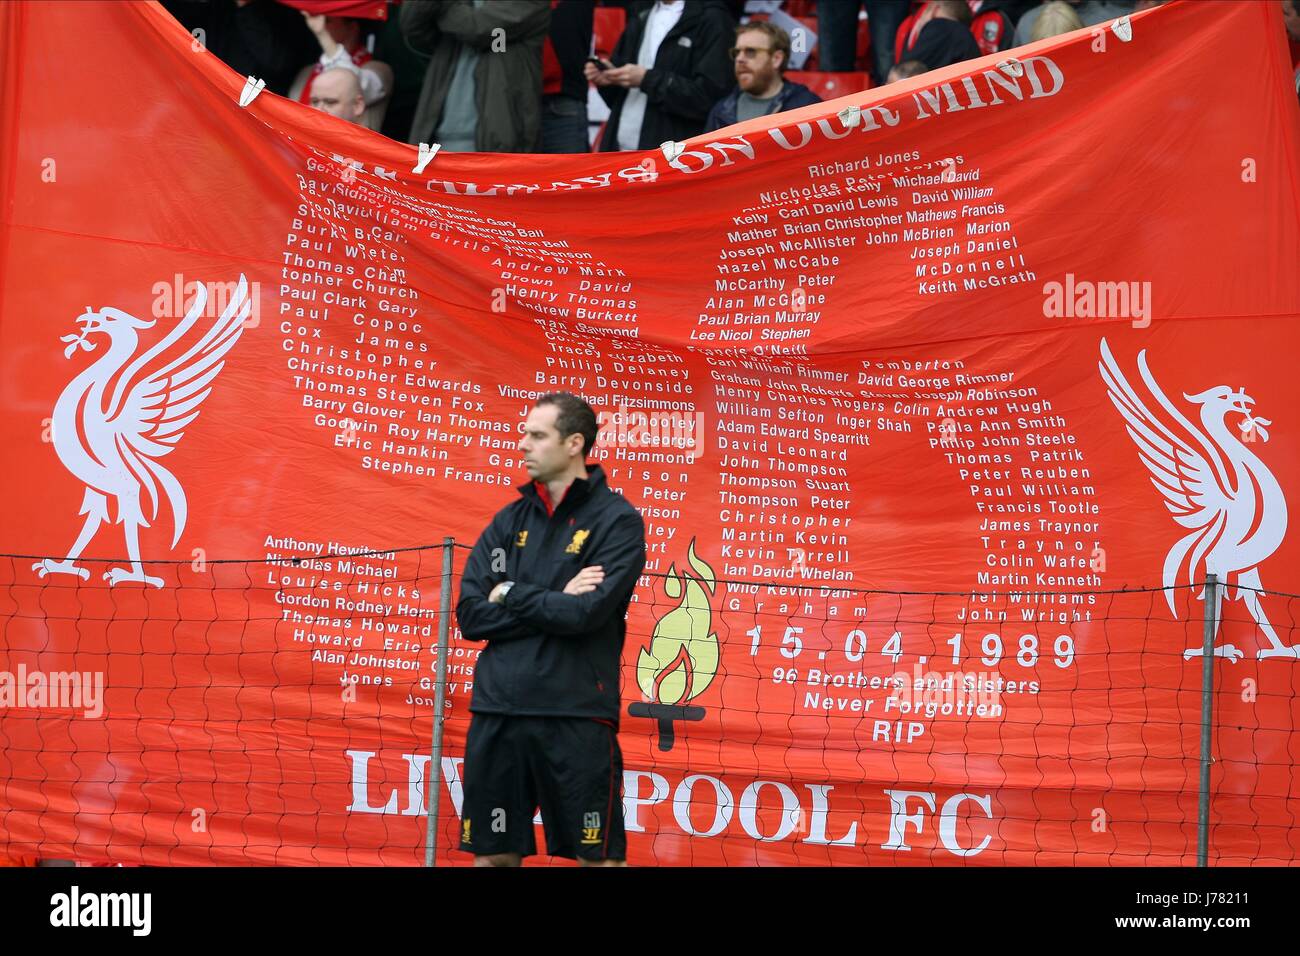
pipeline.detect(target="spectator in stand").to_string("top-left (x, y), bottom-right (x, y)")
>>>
top-left (899, 1), bottom-right (1027, 66)
top-left (1284, 0), bottom-right (1300, 101)
top-left (1028, 1), bottom-right (1083, 40)
top-left (969, 0), bottom-right (1018, 55)
top-left (373, 11), bottom-right (432, 142)
top-left (586, 0), bottom-right (734, 152)
top-left (163, 0), bottom-right (318, 96)
top-left (817, 0), bottom-right (912, 86)
top-left (704, 22), bottom-right (821, 133)
top-left (298, 13), bottom-right (387, 110)
top-left (308, 66), bottom-right (368, 124)
top-left (542, 1), bottom-right (596, 152)
top-left (885, 58), bottom-right (929, 83)
top-left (1015, 0), bottom-right (1133, 47)
top-left (903, 0), bottom-right (980, 70)
top-left (1283, 0), bottom-right (1300, 46)
top-left (401, 1), bottom-right (550, 152)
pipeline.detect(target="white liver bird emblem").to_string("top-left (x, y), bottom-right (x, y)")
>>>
top-left (1099, 338), bottom-right (1294, 661)
top-left (33, 277), bottom-right (250, 588)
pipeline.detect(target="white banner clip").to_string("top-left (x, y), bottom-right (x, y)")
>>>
top-left (660, 141), bottom-right (685, 163)
top-left (414, 142), bottom-right (441, 174)
top-left (238, 76), bottom-right (266, 108)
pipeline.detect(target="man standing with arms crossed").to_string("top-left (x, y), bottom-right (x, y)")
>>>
top-left (455, 392), bottom-right (646, 866)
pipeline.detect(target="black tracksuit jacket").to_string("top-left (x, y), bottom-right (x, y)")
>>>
top-left (455, 464), bottom-right (647, 724)
top-left (597, 0), bottom-right (736, 151)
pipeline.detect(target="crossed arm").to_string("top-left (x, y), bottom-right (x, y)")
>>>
top-left (455, 510), bottom-right (647, 642)
top-left (400, 0), bottom-right (550, 55)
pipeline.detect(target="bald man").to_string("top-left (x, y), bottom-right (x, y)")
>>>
top-left (309, 67), bottom-right (366, 124)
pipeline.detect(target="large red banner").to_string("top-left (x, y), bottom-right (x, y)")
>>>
top-left (1, 0), bottom-right (1298, 865)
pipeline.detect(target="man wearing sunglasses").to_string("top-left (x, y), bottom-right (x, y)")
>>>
top-left (704, 21), bottom-right (821, 134)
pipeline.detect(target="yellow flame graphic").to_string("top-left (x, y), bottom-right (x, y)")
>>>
top-left (636, 539), bottom-right (719, 705)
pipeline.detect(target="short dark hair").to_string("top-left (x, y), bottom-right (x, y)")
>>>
top-left (535, 392), bottom-right (599, 457)
top-left (936, 0), bottom-right (972, 23)
top-left (891, 59), bottom-right (930, 80)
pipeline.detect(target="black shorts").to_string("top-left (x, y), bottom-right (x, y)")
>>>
top-left (458, 713), bottom-right (626, 861)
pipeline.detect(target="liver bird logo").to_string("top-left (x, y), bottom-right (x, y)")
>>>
top-left (1099, 338), bottom-right (1294, 661)
top-left (32, 277), bottom-right (251, 588)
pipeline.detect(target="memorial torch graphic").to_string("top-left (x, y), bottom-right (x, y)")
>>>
top-left (630, 538), bottom-right (719, 751)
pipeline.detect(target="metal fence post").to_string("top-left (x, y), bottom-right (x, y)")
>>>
top-left (425, 536), bottom-right (455, 867)
top-left (1197, 573), bottom-right (1218, 868)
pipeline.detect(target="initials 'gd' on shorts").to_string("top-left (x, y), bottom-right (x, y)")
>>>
top-left (458, 713), bottom-right (627, 861)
